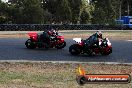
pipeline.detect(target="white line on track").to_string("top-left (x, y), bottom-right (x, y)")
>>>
top-left (126, 40), bottom-right (132, 41)
top-left (0, 60), bottom-right (132, 65)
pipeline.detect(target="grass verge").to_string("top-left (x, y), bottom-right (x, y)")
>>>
top-left (0, 62), bottom-right (131, 88)
top-left (0, 30), bottom-right (132, 40)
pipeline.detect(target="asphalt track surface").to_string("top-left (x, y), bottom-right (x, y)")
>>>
top-left (0, 38), bottom-right (132, 63)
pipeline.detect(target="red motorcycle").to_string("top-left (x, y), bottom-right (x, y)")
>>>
top-left (69, 37), bottom-right (112, 55)
top-left (25, 32), bottom-right (66, 49)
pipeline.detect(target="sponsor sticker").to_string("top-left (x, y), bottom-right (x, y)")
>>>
top-left (76, 65), bottom-right (131, 85)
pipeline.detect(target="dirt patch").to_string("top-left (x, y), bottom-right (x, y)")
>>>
top-left (0, 34), bottom-right (28, 38)
top-left (0, 62), bottom-right (131, 88)
top-left (0, 30), bottom-right (132, 40)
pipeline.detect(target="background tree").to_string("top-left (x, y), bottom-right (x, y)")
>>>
top-left (91, 0), bottom-right (116, 25)
top-left (43, 0), bottom-right (72, 23)
top-left (68, 0), bottom-right (81, 23)
top-left (8, 0), bottom-right (44, 24)
top-left (79, 0), bottom-right (94, 24)
top-left (0, 0), bottom-right (9, 23)
top-left (121, 0), bottom-right (132, 16)
top-left (22, 0), bottom-right (44, 24)
top-left (1, 0), bottom-right (132, 24)
top-left (55, 0), bottom-right (72, 23)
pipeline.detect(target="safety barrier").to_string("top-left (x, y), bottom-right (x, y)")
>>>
top-left (0, 24), bottom-right (130, 31)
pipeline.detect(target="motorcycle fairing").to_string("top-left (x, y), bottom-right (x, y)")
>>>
top-left (73, 38), bottom-right (82, 43)
top-left (28, 32), bottom-right (38, 41)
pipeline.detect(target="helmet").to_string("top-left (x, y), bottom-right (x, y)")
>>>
top-left (50, 28), bottom-right (57, 35)
top-left (96, 31), bottom-right (102, 38)
top-left (47, 30), bottom-right (52, 35)
top-left (51, 28), bottom-right (56, 33)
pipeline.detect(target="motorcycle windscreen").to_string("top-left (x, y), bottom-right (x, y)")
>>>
top-left (57, 35), bottom-right (64, 39)
top-left (105, 38), bottom-right (111, 46)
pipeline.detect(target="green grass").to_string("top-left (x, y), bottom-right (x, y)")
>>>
top-left (0, 70), bottom-right (75, 86)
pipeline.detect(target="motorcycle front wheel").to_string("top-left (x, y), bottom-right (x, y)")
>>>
top-left (69, 44), bottom-right (81, 55)
top-left (25, 39), bottom-right (36, 49)
top-left (101, 47), bottom-right (112, 55)
top-left (55, 41), bottom-right (66, 49)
